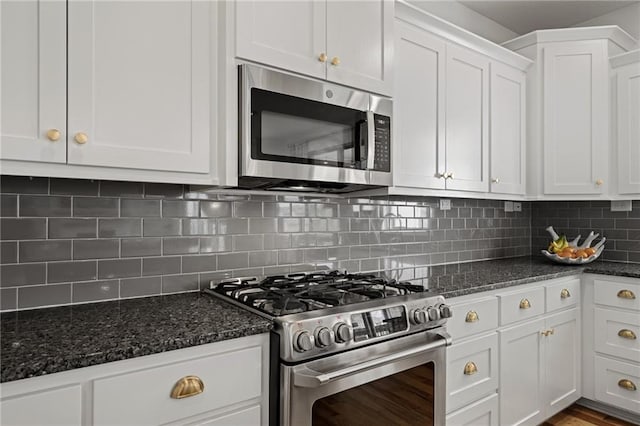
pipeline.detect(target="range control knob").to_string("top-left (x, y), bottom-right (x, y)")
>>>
top-left (439, 304), bottom-right (453, 319)
top-left (293, 330), bottom-right (314, 352)
top-left (411, 308), bottom-right (428, 325)
top-left (427, 306), bottom-right (440, 321)
top-left (334, 322), bottom-right (352, 343)
top-left (315, 327), bottom-right (333, 348)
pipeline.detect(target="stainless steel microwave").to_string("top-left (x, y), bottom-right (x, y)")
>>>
top-left (238, 64), bottom-right (392, 193)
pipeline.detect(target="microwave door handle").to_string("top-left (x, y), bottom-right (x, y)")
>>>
top-left (366, 110), bottom-right (375, 170)
top-left (292, 331), bottom-right (450, 388)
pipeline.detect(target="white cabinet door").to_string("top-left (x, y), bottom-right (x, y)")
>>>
top-left (490, 62), bottom-right (526, 195)
top-left (499, 318), bottom-right (545, 426)
top-left (67, 1), bottom-right (210, 173)
top-left (445, 44), bottom-right (490, 193)
top-left (543, 40), bottom-right (608, 195)
top-left (0, 0), bottom-right (66, 163)
top-left (326, 0), bottom-right (393, 96)
top-left (446, 393), bottom-right (499, 426)
top-left (544, 308), bottom-right (581, 418)
top-left (617, 61), bottom-right (640, 195)
top-left (235, 0), bottom-right (326, 80)
top-left (1, 385), bottom-right (82, 426)
top-left (393, 22), bottom-right (445, 189)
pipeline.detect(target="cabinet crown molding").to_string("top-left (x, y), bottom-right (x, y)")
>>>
top-left (502, 26), bottom-right (638, 53)
top-left (396, 0), bottom-right (533, 71)
top-left (610, 49), bottom-right (640, 68)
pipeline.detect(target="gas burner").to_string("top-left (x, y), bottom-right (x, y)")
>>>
top-left (210, 270), bottom-right (431, 316)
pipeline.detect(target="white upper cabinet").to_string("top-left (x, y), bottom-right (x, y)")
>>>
top-left (235, 1), bottom-right (326, 80)
top-left (325, 0), bottom-right (393, 95)
top-left (543, 41), bottom-right (608, 195)
top-left (0, 0), bottom-right (66, 163)
top-left (393, 21), bottom-right (445, 189)
top-left (67, 1), bottom-right (211, 173)
top-left (234, 0), bottom-right (393, 96)
top-left (613, 51), bottom-right (640, 195)
top-left (390, 2), bottom-right (531, 198)
top-left (490, 63), bottom-right (526, 195)
top-left (503, 27), bottom-right (638, 199)
top-left (445, 44), bottom-right (490, 193)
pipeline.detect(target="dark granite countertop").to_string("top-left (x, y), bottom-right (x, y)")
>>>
top-left (1, 257), bottom-right (638, 384)
top-left (424, 256), bottom-right (640, 298)
top-left (0, 292), bottom-right (272, 383)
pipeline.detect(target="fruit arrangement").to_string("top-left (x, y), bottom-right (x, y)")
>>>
top-left (541, 226), bottom-right (605, 264)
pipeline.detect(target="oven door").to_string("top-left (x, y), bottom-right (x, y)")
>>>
top-left (281, 330), bottom-right (449, 426)
top-left (240, 64), bottom-right (389, 187)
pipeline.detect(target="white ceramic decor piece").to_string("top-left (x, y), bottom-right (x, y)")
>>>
top-left (542, 227), bottom-right (606, 264)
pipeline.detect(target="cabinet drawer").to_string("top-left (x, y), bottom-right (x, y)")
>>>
top-left (1, 385), bottom-right (82, 426)
top-left (182, 404), bottom-right (261, 426)
top-left (498, 286), bottom-right (545, 326)
top-left (93, 344), bottom-right (262, 426)
top-left (595, 308), bottom-right (640, 362)
top-left (446, 392), bottom-right (499, 426)
top-left (446, 333), bottom-right (499, 413)
top-left (545, 278), bottom-right (580, 312)
top-left (595, 356), bottom-right (640, 414)
top-left (594, 278), bottom-right (640, 311)
top-left (447, 297), bottom-right (499, 340)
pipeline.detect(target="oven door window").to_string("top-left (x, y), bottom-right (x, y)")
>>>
top-left (251, 88), bottom-right (368, 169)
top-left (311, 362), bottom-right (435, 425)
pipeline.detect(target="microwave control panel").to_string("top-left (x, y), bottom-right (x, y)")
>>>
top-left (373, 114), bottom-right (391, 172)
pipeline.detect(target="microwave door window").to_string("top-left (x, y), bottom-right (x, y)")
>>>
top-left (261, 112), bottom-right (353, 165)
top-left (251, 88), bottom-right (367, 169)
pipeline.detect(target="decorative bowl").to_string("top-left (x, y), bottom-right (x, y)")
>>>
top-left (541, 245), bottom-right (604, 265)
top-left (541, 226), bottom-right (606, 265)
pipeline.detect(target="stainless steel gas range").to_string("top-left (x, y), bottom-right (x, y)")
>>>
top-left (205, 270), bottom-right (452, 426)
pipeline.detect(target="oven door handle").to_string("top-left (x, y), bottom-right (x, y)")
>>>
top-left (293, 331), bottom-right (451, 388)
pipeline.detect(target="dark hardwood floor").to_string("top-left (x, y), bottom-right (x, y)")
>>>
top-left (542, 404), bottom-right (637, 426)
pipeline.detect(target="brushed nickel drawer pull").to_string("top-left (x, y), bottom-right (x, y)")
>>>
top-left (463, 362), bottom-right (478, 375)
top-left (618, 379), bottom-right (637, 391)
top-left (617, 289), bottom-right (636, 299)
top-left (519, 299), bottom-right (531, 309)
top-left (560, 288), bottom-right (571, 299)
top-left (618, 329), bottom-right (637, 340)
top-left (465, 311), bottom-right (479, 323)
top-left (170, 375), bottom-right (204, 399)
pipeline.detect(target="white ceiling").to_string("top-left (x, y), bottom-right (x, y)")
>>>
top-left (458, 1), bottom-right (638, 34)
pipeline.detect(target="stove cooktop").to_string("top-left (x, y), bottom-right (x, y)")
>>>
top-left (209, 270), bottom-right (430, 317)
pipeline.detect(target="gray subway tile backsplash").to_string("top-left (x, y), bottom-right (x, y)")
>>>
top-left (19, 240), bottom-right (72, 263)
top-left (73, 197), bottom-right (119, 217)
top-left (15, 176), bottom-right (634, 311)
top-left (48, 260), bottom-right (97, 283)
top-left (20, 195), bottom-right (71, 217)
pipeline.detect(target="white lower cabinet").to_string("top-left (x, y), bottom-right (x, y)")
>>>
top-left (446, 393), bottom-right (499, 426)
top-left (499, 317), bottom-right (546, 426)
top-left (0, 385), bottom-right (82, 426)
top-left (0, 334), bottom-right (269, 426)
top-left (446, 276), bottom-right (582, 425)
top-left (583, 275), bottom-right (640, 417)
top-left (499, 304), bottom-right (580, 425)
